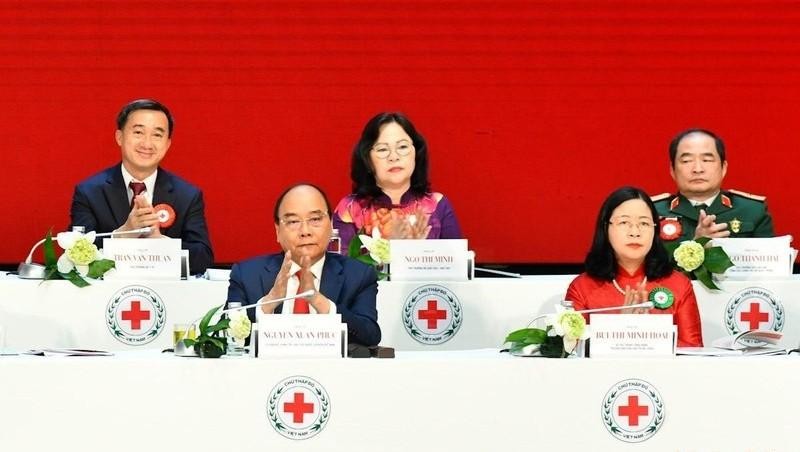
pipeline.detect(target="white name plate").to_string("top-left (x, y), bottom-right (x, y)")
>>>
top-left (390, 239), bottom-right (469, 281)
top-left (712, 236), bottom-right (794, 279)
top-left (103, 238), bottom-right (182, 280)
top-left (590, 314), bottom-right (676, 358)
top-left (257, 314), bottom-right (347, 359)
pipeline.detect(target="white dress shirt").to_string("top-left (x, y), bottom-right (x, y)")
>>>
top-left (256, 255), bottom-right (337, 324)
top-left (120, 164), bottom-right (157, 207)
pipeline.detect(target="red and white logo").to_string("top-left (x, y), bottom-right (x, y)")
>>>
top-left (267, 376), bottom-right (330, 440)
top-left (725, 287), bottom-right (784, 335)
top-left (659, 218), bottom-right (682, 241)
top-left (402, 285), bottom-right (462, 345)
top-left (153, 203), bottom-right (176, 229)
top-left (106, 285), bottom-right (166, 346)
top-left (602, 379), bottom-right (664, 443)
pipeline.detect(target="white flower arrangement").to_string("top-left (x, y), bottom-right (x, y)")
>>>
top-left (504, 306), bottom-right (590, 358)
top-left (42, 229), bottom-right (115, 287)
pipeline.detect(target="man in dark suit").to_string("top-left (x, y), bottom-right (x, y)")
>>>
top-left (226, 183), bottom-right (381, 347)
top-left (70, 99), bottom-right (213, 274)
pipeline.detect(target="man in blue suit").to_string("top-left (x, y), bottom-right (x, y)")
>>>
top-left (70, 99), bottom-right (213, 274)
top-left (227, 183), bottom-right (381, 347)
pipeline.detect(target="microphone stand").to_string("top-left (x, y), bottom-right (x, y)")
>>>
top-left (174, 290), bottom-right (316, 357)
top-left (17, 227), bottom-right (152, 279)
top-left (526, 302), bottom-right (655, 327)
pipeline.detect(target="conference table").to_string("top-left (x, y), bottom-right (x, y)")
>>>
top-left (1, 349), bottom-right (797, 451)
top-left (1, 272), bottom-right (798, 352)
top-left (2, 272), bottom-right (799, 451)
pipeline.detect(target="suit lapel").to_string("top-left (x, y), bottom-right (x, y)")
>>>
top-left (671, 194), bottom-right (699, 221)
top-left (152, 168), bottom-right (175, 233)
top-left (705, 193), bottom-right (729, 216)
top-left (262, 254), bottom-right (283, 313)
top-left (103, 165), bottom-right (130, 227)
top-left (320, 255), bottom-right (344, 304)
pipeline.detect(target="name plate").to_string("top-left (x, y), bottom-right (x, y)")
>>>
top-left (390, 239), bottom-right (469, 281)
top-left (589, 314), bottom-right (676, 358)
top-left (103, 238), bottom-right (182, 280)
top-left (257, 314), bottom-right (347, 359)
top-left (712, 236), bottom-right (794, 279)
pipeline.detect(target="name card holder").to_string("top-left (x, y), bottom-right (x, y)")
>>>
top-left (257, 314), bottom-right (347, 359)
top-left (712, 236), bottom-right (795, 279)
top-left (589, 314), bottom-right (676, 358)
top-left (390, 239), bottom-right (469, 281)
top-left (103, 238), bottom-right (182, 280)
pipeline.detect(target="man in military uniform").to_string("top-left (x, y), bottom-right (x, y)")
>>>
top-left (652, 128), bottom-right (774, 243)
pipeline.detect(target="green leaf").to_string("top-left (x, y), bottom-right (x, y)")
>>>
top-left (504, 328), bottom-right (547, 345)
top-left (61, 270), bottom-right (90, 288)
top-left (539, 335), bottom-right (565, 358)
top-left (182, 338), bottom-right (197, 347)
top-left (693, 265), bottom-right (719, 290)
top-left (43, 229), bottom-right (57, 268)
top-left (703, 247), bottom-right (734, 274)
top-left (205, 318), bottom-right (231, 333)
top-left (206, 336), bottom-right (225, 350)
top-left (87, 259), bottom-right (115, 279)
top-left (348, 233), bottom-right (365, 258)
top-left (199, 305), bottom-right (222, 333)
top-left (695, 237), bottom-right (712, 247)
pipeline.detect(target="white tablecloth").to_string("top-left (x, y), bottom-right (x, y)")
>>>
top-left (0, 350), bottom-right (797, 451)
top-left (1, 273), bottom-right (798, 351)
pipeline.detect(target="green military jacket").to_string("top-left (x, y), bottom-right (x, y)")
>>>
top-left (652, 190), bottom-right (774, 243)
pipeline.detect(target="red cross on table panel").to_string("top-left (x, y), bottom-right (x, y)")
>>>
top-left (283, 392), bottom-right (315, 424)
top-left (121, 300), bottom-right (151, 330)
top-left (618, 395), bottom-right (648, 426)
top-left (418, 299), bottom-right (447, 329)
top-left (740, 302), bottom-right (769, 330)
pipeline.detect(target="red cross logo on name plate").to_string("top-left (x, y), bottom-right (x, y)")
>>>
top-left (618, 395), bottom-right (649, 426)
top-left (121, 300), bottom-right (151, 330)
top-left (740, 302), bottom-right (769, 330)
top-left (283, 392), bottom-right (315, 424)
top-left (418, 299), bottom-right (447, 329)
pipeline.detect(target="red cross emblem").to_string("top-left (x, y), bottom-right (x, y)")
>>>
top-left (418, 299), bottom-right (447, 329)
top-left (283, 392), bottom-right (315, 424)
top-left (121, 300), bottom-right (151, 330)
top-left (618, 395), bottom-right (649, 426)
top-left (740, 302), bottom-right (769, 330)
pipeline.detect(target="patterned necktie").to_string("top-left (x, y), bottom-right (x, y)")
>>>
top-left (129, 181), bottom-right (146, 209)
top-left (293, 269), bottom-right (311, 314)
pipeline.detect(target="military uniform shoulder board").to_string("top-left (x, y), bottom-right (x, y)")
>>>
top-left (650, 192), bottom-right (671, 202)
top-left (728, 189), bottom-right (767, 202)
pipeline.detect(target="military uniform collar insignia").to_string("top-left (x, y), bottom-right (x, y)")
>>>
top-left (670, 196), bottom-right (680, 211)
top-left (721, 194), bottom-right (732, 208)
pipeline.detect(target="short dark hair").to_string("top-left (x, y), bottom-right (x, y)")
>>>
top-left (584, 186), bottom-right (673, 281)
top-left (116, 99), bottom-right (174, 138)
top-left (669, 128), bottom-right (725, 167)
top-left (350, 112), bottom-right (431, 201)
top-left (273, 182), bottom-right (332, 224)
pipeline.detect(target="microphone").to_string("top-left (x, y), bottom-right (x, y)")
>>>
top-left (17, 227), bottom-right (153, 279)
top-left (173, 290), bottom-right (316, 357)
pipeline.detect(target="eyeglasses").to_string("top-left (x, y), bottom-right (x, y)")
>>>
top-left (609, 219), bottom-right (655, 231)
top-left (371, 140), bottom-right (415, 159)
top-left (280, 213), bottom-right (328, 231)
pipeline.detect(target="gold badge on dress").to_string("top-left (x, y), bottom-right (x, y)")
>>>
top-left (729, 217), bottom-right (742, 234)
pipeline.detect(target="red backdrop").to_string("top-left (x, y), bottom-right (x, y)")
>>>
top-left (3, 1), bottom-right (798, 265)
